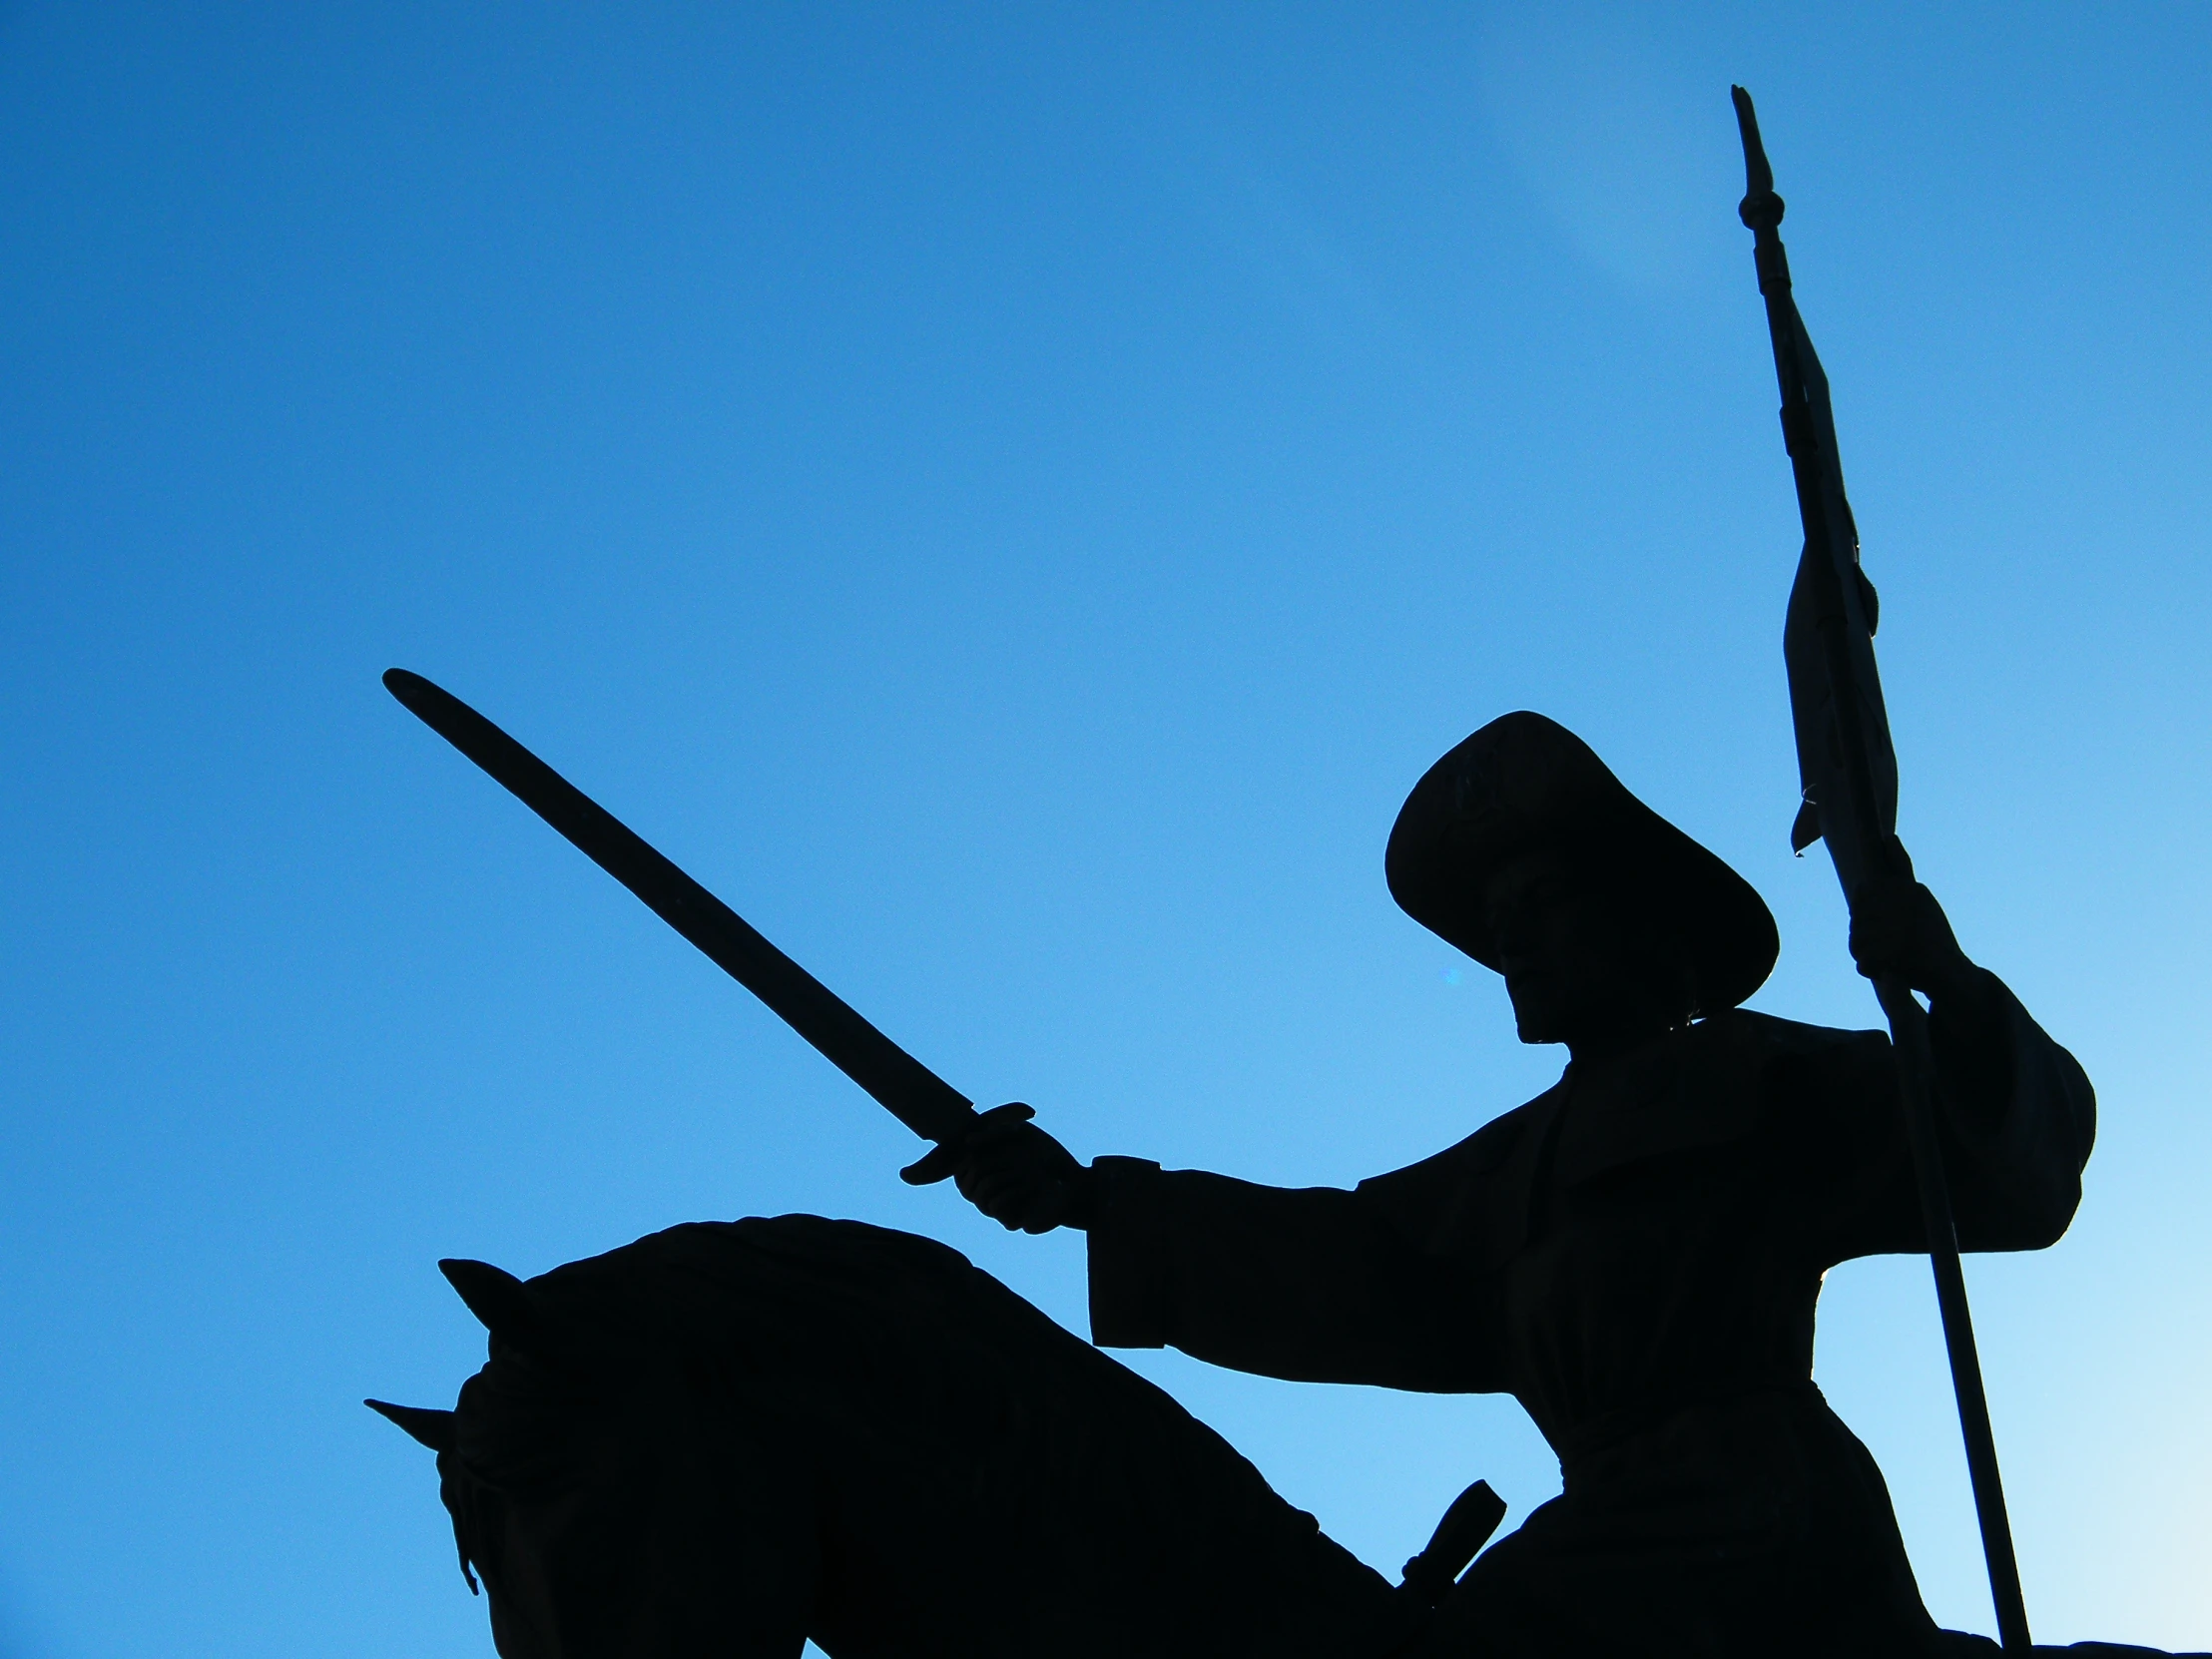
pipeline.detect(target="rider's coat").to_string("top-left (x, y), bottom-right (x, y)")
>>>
top-left (1084, 978), bottom-right (2093, 1655)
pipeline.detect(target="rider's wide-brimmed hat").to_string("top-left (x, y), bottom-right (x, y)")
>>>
top-left (1384, 712), bottom-right (1778, 1013)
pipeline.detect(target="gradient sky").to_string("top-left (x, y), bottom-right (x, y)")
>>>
top-left (4, 5), bottom-right (2209, 1655)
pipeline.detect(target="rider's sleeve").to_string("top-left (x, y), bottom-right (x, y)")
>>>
top-left (1085, 1158), bottom-right (1506, 1393)
top-left (1775, 972), bottom-right (2096, 1266)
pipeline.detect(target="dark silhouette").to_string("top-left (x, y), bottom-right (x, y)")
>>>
top-left (372, 712), bottom-right (2196, 1657)
top-left (379, 668), bottom-right (980, 1145)
top-left (1733, 83), bottom-right (2033, 1645)
top-left (369, 91), bottom-right (2203, 1659)
top-left (373, 1220), bottom-right (1419, 1659)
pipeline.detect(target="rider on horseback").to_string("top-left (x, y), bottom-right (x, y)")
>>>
top-left (908, 710), bottom-right (2094, 1657)
top-left (390, 711), bottom-right (2100, 1659)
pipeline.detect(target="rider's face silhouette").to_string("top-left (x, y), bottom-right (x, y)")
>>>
top-left (1482, 849), bottom-right (1700, 1058)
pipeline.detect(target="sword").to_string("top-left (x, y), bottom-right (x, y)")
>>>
top-left (1732, 89), bottom-right (2032, 1651)
top-left (383, 668), bottom-right (981, 1147)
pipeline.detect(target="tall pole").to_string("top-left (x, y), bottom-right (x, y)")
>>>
top-left (1730, 86), bottom-right (2032, 1653)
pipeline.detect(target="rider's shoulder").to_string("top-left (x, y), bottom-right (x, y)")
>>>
top-left (1680, 1005), bottom-right (1886, 1060)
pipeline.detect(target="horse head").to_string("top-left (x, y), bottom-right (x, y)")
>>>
top-left (369, 1248), bottom-right (814, 1659)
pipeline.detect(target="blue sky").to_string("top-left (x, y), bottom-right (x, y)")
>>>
top-left (3, 5), bottom-right (2209, 1654)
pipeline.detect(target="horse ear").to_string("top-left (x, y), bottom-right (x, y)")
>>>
top-left (439, 1258), bottom-right (558, 1362)
top-left (365, 1398), bottom-right (456, 1452)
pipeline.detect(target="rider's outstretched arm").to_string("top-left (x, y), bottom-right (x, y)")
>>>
top-left (905, 1110), bottom-right (1505, 1392)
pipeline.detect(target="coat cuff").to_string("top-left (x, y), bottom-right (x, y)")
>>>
top-left (1085, 1156), bottom-right (1169, 1349)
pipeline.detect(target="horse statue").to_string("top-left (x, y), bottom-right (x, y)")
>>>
top-left (373, 1211), bottom-right (2204, 1659)
top-left (371, 1214), bottom-right (1416, 1659)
